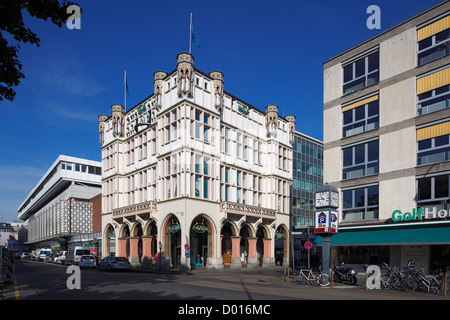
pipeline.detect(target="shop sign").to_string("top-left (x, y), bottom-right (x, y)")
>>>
top-left (275, 232), bottom-right (284, 239)
top-left (192, 223), bottom-right (208, 233)
top-left (237, 103), bottom-right (249, 115)
top-left (169, 223), bottom-right (181, 233)
top-left (392, 207), bottom-right (450, 222)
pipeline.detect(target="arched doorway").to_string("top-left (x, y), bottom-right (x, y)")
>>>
top-left (239, 223), bottom-right (252, 266)
top-left (275, 225), bottom-right (288, 266)
top-left (103, 224), bottom-right (116, 257)
top-left (144, 219), bottom-right (158, 258)
top-left (163, 215), bottom-right (181, 269)
top-left (256, 225), bottom-right (269, 266)
top-left (220, 221), bottom-right (237, 267)
top-left (190, 215), bottom-right (214, 269)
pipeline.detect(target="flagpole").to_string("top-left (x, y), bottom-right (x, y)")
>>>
top-left (124, 70), bottom-right (127, 110)
top-left (189, 12), bottom-right (192, 54)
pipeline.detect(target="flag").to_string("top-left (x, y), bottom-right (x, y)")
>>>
top-left (191, 19), bottom-right (200, 48)
top-left (125, 70), bottom-right (129, 96)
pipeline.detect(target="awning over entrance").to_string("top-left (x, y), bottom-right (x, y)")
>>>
top-left (313, 222), bottom-right (450, 246)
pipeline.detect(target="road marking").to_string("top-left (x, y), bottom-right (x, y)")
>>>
top-left (13, 278), bottom-right (20, 300)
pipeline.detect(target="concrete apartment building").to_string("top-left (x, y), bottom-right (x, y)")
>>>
top-left (98, 52), bottom-right (297, 270)
top-left (323, 1), bottom-right (450, 270)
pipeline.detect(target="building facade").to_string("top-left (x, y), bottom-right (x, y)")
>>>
top-left (98, 52), bottom-right (296, 270)
top-left (291, 131), bottom-right (323, 267)
top-left (292, 131), bottom-right (323, 228)
top-left (17, 155), bottom-right (102, 252)
top-left (323, 1), bottom-right (450, 271)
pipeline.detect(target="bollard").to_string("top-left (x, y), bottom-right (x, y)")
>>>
top-left (330, 268), bottom-right (334, 288)
top-left (445, 272), bottom-right (448, 297)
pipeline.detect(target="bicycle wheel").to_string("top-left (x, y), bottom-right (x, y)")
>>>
top-left (429, 277), bottom-right (443, 295)
top-left (380, 274), bottom-right (393, 289)
top-left (317, 273), bottom-right (329, 286)
top-left (404, 273), bottom-right (419, 292)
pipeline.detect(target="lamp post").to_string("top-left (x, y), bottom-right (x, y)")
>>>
top-left (314, 184), bottom-right (339, 278)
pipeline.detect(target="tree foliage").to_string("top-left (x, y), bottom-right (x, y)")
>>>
top-left (0, 0), bottom-right (77, 102)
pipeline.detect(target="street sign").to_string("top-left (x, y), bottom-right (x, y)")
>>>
top-left (185, 250), bottom-right (189, 257)
top-left (184, 244), bottom-right (189, 250)
top-left (304, 241), bottom-right (313, 250)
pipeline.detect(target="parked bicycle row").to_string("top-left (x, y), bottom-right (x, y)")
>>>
top-left (288, 259), bottom-right (449, 297)
top-left (291, 263), bottom-right (358, 287)
top-left (376, 260), bottom-right (450, 295)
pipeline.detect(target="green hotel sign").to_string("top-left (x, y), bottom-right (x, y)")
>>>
top-left (392, 207), bottom-right (450, 222)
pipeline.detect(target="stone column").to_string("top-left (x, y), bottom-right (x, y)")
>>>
top-left (262, 238), bottom-right (274, 267)
top-left (247, 237), bottom-right (258, 268)
top-left (230, 236), bottom-right (241, 269)
top-left (116, 238), bottom-right (127, 258)
top-left (141, 235), bottom-right (154, 269)
top-left (128, 237), bottom-right (140, 267)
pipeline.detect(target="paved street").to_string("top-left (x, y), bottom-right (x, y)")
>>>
top-left (2, 259), bottom-right (449, 303)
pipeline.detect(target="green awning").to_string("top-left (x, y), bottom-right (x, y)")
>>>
top-left (313, 222), bottom-right (450, 246)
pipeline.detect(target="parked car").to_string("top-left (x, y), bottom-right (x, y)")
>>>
top-left (43, 254), bottom-right (52, 263)
top-left (20, 252), bottom-right (31, 260)
top-left (66, 246), bottom-right (91, 265)
top-left (38, 248), bottom-right (52, 261)
top-left (97, 256), bottom-right (130, 271)
top-left (79, 255), bottom-right (96, 269)
top-left (55, 251), bottom-right (67, 265)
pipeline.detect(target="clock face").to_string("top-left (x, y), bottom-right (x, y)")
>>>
top-left (330, 191), bottom-right (339, 208)
top-left (315, 191), bottom-right (329, 207)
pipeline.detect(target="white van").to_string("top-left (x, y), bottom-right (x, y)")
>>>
top-left (38, 248), bottom-right (52, 261)
top-left (66, 246), bottom-right (91, 265)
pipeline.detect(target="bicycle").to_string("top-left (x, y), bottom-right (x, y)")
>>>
top-left (417, 268), bottom-right (445, 295)
top-left (380, 263), bottom-right (403, 290)
top-left (294, 266), bottom-right (329, 287)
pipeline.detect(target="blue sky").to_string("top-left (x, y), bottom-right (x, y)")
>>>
top-left (0, 0), bottom-right (441, 222)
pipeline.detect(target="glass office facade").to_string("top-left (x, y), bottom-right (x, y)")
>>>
top-left (292, 132), bottom-right (323, 228)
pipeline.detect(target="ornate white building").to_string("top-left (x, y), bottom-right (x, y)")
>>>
top-left (98, 52), bottom-right (295, 270)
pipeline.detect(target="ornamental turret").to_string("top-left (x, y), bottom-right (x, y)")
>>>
top-left (209, 70), bottom-right (224, 111)
top-left (153, 70), bottom-right (167, 111)
top-left (177, 52), bottom-right (194, 98)
top-left (265, 104), bottom-right (279, 138)
top-left (111, 104), bottom-right (125, 138)
top-left (286, 115), bottom-right (296, 145)
top-left (98, 114), bottom-right (108, 144)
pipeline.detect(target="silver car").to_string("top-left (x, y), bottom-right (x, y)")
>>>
top-left (97, 256), bottom-right (130, 271)
top-left (79, 255), bottom-right (97, 269)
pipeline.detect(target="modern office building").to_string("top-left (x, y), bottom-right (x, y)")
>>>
top-left (292, 131), bottom-right (323, 228)
top-left (291, 131), bottom-right (323, 267)
top-left (98, 52), bottom-right (296, 270)
top-left (323, 0), bottom-right (450, 271)
top-left (17, 155), bottom-right (102, 252)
